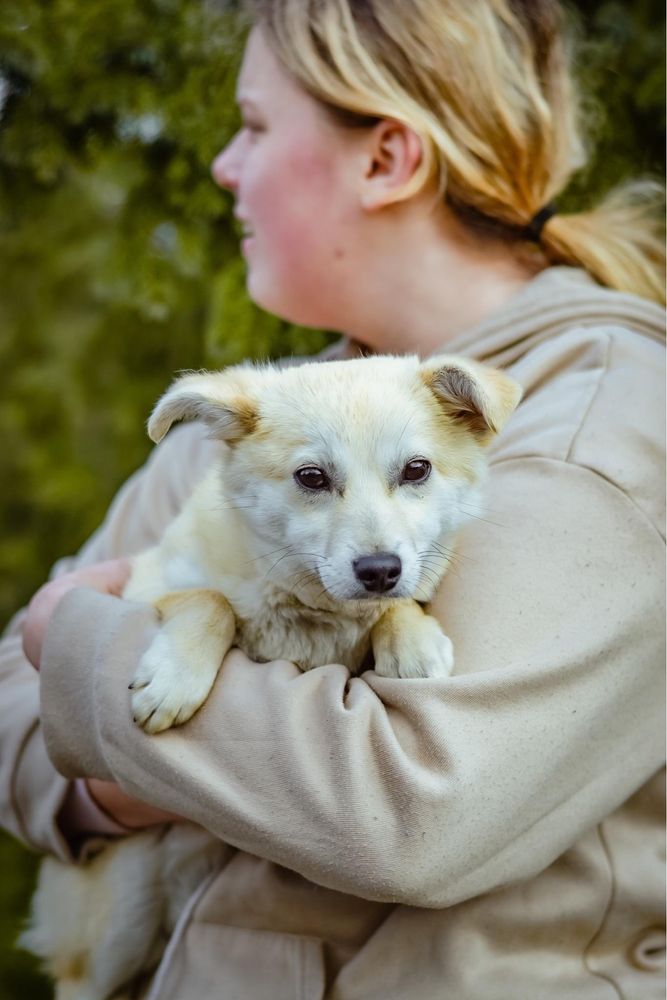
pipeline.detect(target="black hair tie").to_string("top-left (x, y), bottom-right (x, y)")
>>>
top-left (524, 204), bottom-right (556, 242)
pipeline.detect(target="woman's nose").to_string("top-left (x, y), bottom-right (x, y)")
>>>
top-left (211, 138), bottom-right (239, 191)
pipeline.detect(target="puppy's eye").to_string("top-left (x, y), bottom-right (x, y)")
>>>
top-left (294, 466), bottom-right (330, 491)
top-left (401, 459), bottom-right (431, 484)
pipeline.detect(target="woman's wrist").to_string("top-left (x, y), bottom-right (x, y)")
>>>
top-left (58, 778), bottom-right (132, 841)
top-left (86, 778), bottom-right (183, 829)
top-left (23, 559), bottom-right (131, 670)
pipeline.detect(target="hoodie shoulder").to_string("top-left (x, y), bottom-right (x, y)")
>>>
top-left (493, 320), bottom-right (665, 537)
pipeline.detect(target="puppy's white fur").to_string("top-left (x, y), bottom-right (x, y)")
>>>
top-left (21, 354), bottom-right (521, 999)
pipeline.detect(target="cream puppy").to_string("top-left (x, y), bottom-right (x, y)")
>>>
top-left (22, 353), bottom-right (521, 999)
top-left (126, 353), bottom-right (521, 733)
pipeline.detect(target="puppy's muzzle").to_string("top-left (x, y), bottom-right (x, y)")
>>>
top-left (353, 553), bottom-right (402, 594)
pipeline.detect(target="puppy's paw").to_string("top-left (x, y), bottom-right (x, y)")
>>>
top-left (130, 632), bottom-right (217, 734)
top-left (374, 616), bottom-right (454, 680)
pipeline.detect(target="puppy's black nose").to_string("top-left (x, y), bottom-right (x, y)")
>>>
top-left (353, 553), bottom-right (402, 593)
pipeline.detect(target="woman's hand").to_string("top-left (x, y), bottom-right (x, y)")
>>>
top-left (86, 778), bottom-right (183, 828)
top-left (24, 559), bottom-right (184, 828)
top-left (22, 558), bottom-right (131, 670)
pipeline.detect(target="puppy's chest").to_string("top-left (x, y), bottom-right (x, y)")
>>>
top-left (231, 584), bottom-right (379, 672)
top-left (162, 556), bottom-right (381, 672)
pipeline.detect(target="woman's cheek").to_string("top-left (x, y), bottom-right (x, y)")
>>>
top-left (246, 236), bottom-right (331, 323)
top-left (244, 150), bottom-right (353, 320)
top-left (246, 203), bottom-right (331, 310)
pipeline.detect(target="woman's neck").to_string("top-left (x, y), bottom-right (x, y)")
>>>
top-left (342, 202), bottom-right (543, 356)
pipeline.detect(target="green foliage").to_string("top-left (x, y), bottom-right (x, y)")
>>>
top-left (0, 0), bottom-right (332, 626)
top-left (563, 0), bottom-right (665, 203)
top-left (0, 0), bottom-right (663, 994)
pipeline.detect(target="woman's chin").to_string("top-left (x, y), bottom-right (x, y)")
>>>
top-left (244, 264), bottom-right (337, 330)
top-left (246, 281), bottom-right (304, 326)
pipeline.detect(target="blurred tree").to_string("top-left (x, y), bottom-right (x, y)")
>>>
top-left (564, 0), bottom-right (665, 201)
top-left (0, 0), bottom-right (664, 995)
top-left (0, 0), bottom-right (331, 625)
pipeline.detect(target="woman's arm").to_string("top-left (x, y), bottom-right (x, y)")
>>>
top-left (22, 559), bottom-right (131, 669)
top-left (38, 455), bottom-right (665, 903)
top-left (0, 422), bottom-right (214, 856)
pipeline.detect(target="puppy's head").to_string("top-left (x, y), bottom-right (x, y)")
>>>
top-left (149, 355), bottom-right (521, 604)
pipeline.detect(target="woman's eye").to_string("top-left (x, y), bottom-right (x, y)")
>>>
top-left (400, 459), bottom-right (432, 484)
top-left (294, 466), bottom-right (330, 491)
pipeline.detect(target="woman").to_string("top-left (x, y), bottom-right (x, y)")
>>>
top-left (4, 1), bottom-right (665, 996)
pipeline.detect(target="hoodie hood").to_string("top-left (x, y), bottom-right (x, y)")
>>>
top-left (444, 266), bottom-right (665, 369)
top-left (329, 266), bottom-right (665, 367)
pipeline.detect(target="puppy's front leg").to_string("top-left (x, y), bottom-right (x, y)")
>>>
top-left (372, 600), bottom-right (454, 679)
top-left (131, 589), bottom-right (236, 734)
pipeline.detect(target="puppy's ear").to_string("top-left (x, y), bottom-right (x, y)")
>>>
top-left (148, 371), bottom-right (258, 444)
top-left (420, 355), bottom-right (522, 440)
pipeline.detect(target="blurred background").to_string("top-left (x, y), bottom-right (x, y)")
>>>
top-left (0, 0), bottom-right (664, 995)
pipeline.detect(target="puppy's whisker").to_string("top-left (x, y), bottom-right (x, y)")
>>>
top-left (292, 572), bottom-right (323, 593)
top-left (429, 540), bottom-right (457, 554)
top-left (419, 561), bottom-right (445, 578)
top-left (429, 542), bottom-right (470, 566)
top-left (428, 561), bottom-right (463, 584)
top-left (204, 502), bottom-right (259, 512)
top-left (458, 500), bottom-right (499, 515)
top-left (266, 551), bottom-right (305, 576)
top-left (290, 401), bottom-right (331, 455)
top-left (458, 506), bottom-right (503, 527)
top-left (418, 567), bottom-right (440, 588)
top-left (216, 493), bottom-right (259, 503)
top-left (290, 564), bottom-right (326, 585)
top-left (414, 581), bottom-right (434, 601)
top-left (417, 548), bottom-right (463, 587)
top-left (394, 411), bottom-right (417, 450)
top-left (426, 560), bottom-right (463, 582)
top-left (419, 552), bottom-right (453, 574)
top-left (265, 551), bottom-right (327, 579)
top-left (274, 550), bottom-right (327, 565)
top-left (417, 548), bottom-right (449, 562)
top-left (419, 549), bottom-right (456, 568)
top-left (247, 544), bottom-right (295, 565)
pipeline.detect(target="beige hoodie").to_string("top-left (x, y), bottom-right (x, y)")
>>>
top-left (2, 266), bottom-right (665, 998)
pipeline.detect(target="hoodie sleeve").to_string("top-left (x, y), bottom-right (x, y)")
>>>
top-left (0, 424), bottom-right (211, 858)
top-left (39, 455), bottom-right (665, 905)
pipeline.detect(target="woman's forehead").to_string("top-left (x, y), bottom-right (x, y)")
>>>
top-left (237, 27), bottom-right (294, 104)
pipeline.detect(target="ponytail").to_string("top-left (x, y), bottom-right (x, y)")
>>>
top-left (541, 181), bottom-right (665, 305)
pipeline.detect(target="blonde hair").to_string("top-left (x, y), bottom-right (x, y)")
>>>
top-left (248, 0), bottom-right (665, 305)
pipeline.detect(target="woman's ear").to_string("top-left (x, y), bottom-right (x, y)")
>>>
top-left (360, 120), bottom-right (424, 210)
